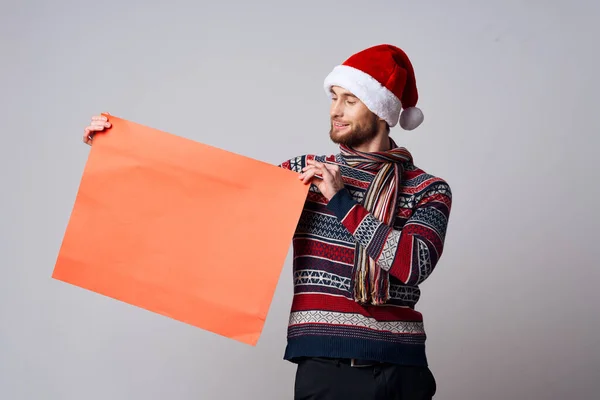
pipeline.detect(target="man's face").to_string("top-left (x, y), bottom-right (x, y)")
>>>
top-left (329, 86), bottom-right (379, 147)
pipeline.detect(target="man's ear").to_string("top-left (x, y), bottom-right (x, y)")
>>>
top-left (379, 119), bottom-right (390, 132)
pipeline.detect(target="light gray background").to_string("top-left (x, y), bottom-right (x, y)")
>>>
top-left (2, 0), bottom-right (599, 399)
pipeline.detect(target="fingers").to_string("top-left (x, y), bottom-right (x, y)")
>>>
top-left (322, 163), bottom-right (340, 174)
top-left (85, 122), bottom-right (111, 132)
top-left (305, 160), bottom-right (336, 181)
top-left (306, 159), bottom-right (340, 173)
top-left (83, 114), bottom-right (112, 145)
top-left (90, 117), bottom-right (111, 128)
top-left (301, 164), bottom-right (325, 176)
top-left (91, 115), bottom-right (108, 122)
top-left (298, 166), bottom-right (322, 184)
top-left (304, 159), bottom-right (345, 197)
top-left (82, 123), bottom-right (109, 144)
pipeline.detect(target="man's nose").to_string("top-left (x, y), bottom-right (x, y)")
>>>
top-left (330, 101), bottom-right (342, 118)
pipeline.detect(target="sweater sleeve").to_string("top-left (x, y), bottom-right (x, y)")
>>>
top-left (326, 181), bottom-right (452, 286)
top-left (277, 156), bottom-right (304, 172)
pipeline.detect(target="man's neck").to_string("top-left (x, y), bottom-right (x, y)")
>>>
top-left (354, 132), bottom-right (391, 153)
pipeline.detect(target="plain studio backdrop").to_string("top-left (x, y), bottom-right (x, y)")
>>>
top-left (1, 0), bottom-right (599, 399)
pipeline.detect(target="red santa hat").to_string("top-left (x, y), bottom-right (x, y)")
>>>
top-left (323, 44), bottom-right (424, 130)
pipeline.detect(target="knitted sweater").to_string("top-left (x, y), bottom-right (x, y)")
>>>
top-left (278, 151), bottom-right (452, 367)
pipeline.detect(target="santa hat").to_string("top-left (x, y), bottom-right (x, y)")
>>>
top-left (323, 44), bottom-right (424, 130)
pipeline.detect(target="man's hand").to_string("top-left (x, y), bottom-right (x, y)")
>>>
top-left (83, 113), bottom-right (111, 146)
top-left (299, 159), bottom-right (345, 201)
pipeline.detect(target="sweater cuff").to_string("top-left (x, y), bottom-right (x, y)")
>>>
top-left (326, 188), bottom-right (358, 220)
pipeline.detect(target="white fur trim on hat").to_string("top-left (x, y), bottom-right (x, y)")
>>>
top-left (324, 65), bottom-right (402, 127)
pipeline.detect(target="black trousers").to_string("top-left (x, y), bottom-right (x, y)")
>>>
top-left (294, 357), bottom-right (437, 400)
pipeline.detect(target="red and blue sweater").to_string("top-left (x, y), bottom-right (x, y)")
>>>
top-left (278, 152), bottom-right (452, 366)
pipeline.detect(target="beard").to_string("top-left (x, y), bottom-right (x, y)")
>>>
top-left (329, 114), bottom-right (379, 148)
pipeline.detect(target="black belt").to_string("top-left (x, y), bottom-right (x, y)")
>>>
top-left (345, 358), bottom-right (384, 367)
top-left (306, 357), bottom-right (384, 368)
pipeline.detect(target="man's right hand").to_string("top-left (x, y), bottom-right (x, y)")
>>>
top-left (83, 113), bottom-right (111, 146)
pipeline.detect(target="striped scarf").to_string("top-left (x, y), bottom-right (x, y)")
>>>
top-left (340, 138), bottom-right (413, 305)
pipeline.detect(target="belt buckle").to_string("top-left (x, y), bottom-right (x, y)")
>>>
top-left (350, 358), bottom-right (373, 368)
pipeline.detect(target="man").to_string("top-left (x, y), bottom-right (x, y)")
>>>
top-left (83, 44), bottom-right (452, 400)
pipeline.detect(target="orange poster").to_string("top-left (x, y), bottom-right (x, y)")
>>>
top-left (52, 115), bottom-right (309, 345)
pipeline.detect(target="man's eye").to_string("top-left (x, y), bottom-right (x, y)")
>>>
top-left (347, 100), bottom-right (356, 105)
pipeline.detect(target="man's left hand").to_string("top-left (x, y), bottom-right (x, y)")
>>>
top-left (299, 159), bottom-right (345, 201)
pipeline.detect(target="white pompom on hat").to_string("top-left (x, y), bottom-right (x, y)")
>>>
top-left (323, 44), bottom-right (424, 130)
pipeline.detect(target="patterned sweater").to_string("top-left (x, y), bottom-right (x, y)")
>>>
top-left (278, 152), bottom-right (452, 366)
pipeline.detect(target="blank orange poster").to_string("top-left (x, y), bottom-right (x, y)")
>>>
top-left (52, 115), bottom-right (309, 345)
